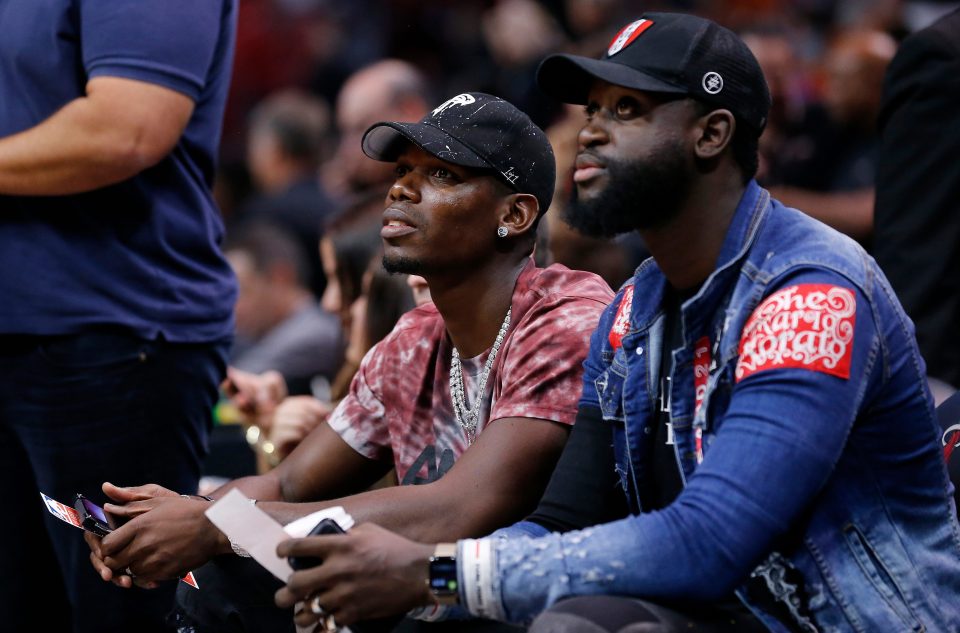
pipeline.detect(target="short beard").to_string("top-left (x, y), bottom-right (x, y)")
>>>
top-left (564, 140), bottom-right (690, 238)
top-left (382, 254), bottom-right (424, 275)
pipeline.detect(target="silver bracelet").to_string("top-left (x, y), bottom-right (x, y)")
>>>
top-left (180, 494), bottom-right (214, 502)
top-left (230, 540), bottom-right (252, 558)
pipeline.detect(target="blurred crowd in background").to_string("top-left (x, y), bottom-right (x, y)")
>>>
top-left (208, 0), bottom-right (960, 478)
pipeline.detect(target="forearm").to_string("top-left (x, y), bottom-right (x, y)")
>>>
top-left (0, 98), bottom-right (155, 195)
top-left (211, 471), bottom-right (285, 503)
top-left (0, 77), bottom-right (191, 196)
top-left (462, 506), bottom-right (748, 624)
top-left (524, 406), bottom-right (628, 533)
top-left (465, 365), bottom-right (870, 623)
top-left (464, 454), bottom-right (826, 624)
top-left (196, 472), bottom-right (286, 556)
top-left (260, 480), bottom-right (522, 542)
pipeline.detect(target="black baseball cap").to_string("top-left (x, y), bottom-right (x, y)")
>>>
top-left (537, 13), bottom-right (771, 135)
top-left (361, 92), bottom-right (556, 214)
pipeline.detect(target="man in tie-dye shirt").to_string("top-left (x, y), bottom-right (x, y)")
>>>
top-left (86, 92), bottom-right (611, 633)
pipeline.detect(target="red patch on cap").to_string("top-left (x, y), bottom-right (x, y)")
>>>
top-left (736, 284), bottom-right (856, 382)
top-left (607, 19), bottom-right (654, 57)
top-left (608, 285), bottom-right (635, 350)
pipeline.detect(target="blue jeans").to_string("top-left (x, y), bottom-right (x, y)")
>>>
top-left (0, 329), bottom-right (227, 633)
top-left (528, 596), bottom-right (766, 633)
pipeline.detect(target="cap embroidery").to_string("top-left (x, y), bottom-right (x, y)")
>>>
top-left (702, 72), bottom-right (723, 95)
top-left (501, 166), bottom-right (519, 184)
top-left (607, 19), bottom-right (654, 57)
top-left (432, 93), bottom-right (476, 117)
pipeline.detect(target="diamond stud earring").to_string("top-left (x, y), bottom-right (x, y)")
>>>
top-left (497, 226), bottom-right (508, 238)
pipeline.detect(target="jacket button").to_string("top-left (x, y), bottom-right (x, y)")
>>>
top-left (636, 346), bottom-right (644, 356)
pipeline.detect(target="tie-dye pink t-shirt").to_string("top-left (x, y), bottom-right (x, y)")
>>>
top-left (326, 261), bottom-right (613, 485)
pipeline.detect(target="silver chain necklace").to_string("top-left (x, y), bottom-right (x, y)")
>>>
top-left (449, 307), bottom-right (511, 444)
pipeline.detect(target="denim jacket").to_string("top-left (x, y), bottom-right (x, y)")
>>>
top-left (460, 182), bottom-right (960, 632)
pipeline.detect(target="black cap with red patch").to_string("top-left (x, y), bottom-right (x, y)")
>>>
top-left (537, 12), bottom-right (771, 135)
top-left (361, 92), bottom-right (555, 215)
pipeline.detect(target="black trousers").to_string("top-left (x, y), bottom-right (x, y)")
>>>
top-left (174, 556), bottom-right (525, 633)
top-left (0, 330), bottom-right (227, 633)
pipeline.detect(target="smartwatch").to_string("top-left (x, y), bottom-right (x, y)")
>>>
top-left (428, 543), bottom-right (459, 605)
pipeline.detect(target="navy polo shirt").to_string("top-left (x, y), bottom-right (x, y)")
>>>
top-left (0, 0), bottom-right (238, 342)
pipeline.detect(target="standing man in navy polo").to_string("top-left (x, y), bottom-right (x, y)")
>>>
top-left (0, 2), bottom-right (238, 632)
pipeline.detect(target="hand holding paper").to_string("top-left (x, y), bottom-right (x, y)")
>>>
top-left (203, 489), bottom-right (354, 582)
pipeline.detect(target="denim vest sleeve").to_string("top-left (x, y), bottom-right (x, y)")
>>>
top-left (484, 270), bottom-right (883, 625)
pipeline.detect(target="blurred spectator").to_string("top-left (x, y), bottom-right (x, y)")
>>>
top-left (299, 1), bottom-right (390, 103)
top-left (767, 28), bottom-right (896, 241)
top-left (227, 223), bottom-right (343, 397)
top-left (563, 0), bottom-right (624, 39)
top-left (407, 273), bottom-right (433, 308)
top-left (562, 0), bottom-right (636, 57)
top-left (832, 0), bottom-right (902, 31)
top-left (874, 8), bottom-right (960, 399)
top-left (272, 255), bottom-right (418, 461)
top-left (225, 222), bottom-right (382, 466)
top-left (219, 0), bottom-right (314, 159)
top-left (330, 254), bottom-right (417, 401)
top-left (239, 89), bottom-right (335, 297)
top-left (742, 26), bottom-right (819, 185)
top-left (319, 222), bottom-right (384, 329)
top-left (481, 0), bottom-right (567, 125)
top-left (223, 223), bottom-right (381, 433)
top-left (321, 59), bottom-right (432, 209)
top-left (227, 238), bottom-right (420, 468)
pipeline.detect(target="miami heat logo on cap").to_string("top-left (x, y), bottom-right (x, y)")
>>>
top-left (431, 93), bottom-right (476, 117)
top-left (607, 19), bottom-right (654, 57)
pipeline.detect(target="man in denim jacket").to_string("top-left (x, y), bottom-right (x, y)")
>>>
top-left (273, 14), bottom-right (960, 633)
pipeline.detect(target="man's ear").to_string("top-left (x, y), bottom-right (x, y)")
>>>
top-left (694, 108), bottom-right (736, 160)
top-left (498, 193), bottom-right (540, 238)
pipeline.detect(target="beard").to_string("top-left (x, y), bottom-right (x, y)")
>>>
top-left (382, 253), bottom-right (424, 275)
top-left (564, 139), bottom-right (691, 238)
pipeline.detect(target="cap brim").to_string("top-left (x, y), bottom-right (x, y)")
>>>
top-left (537, 54), bottom-right (685, 105)
top-left (361, 121), bottom-right (492, 170)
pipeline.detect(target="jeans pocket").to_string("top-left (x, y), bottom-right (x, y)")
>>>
top-left (842, 523), bottom-right (923, 632)
top-left (36, 329), bottom-right (153, 372)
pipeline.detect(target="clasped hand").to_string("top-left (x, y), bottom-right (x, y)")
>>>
top-left (84, 482), bottom-right (221, 588)
top-left (275, 523), bottom-right (436, 628)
